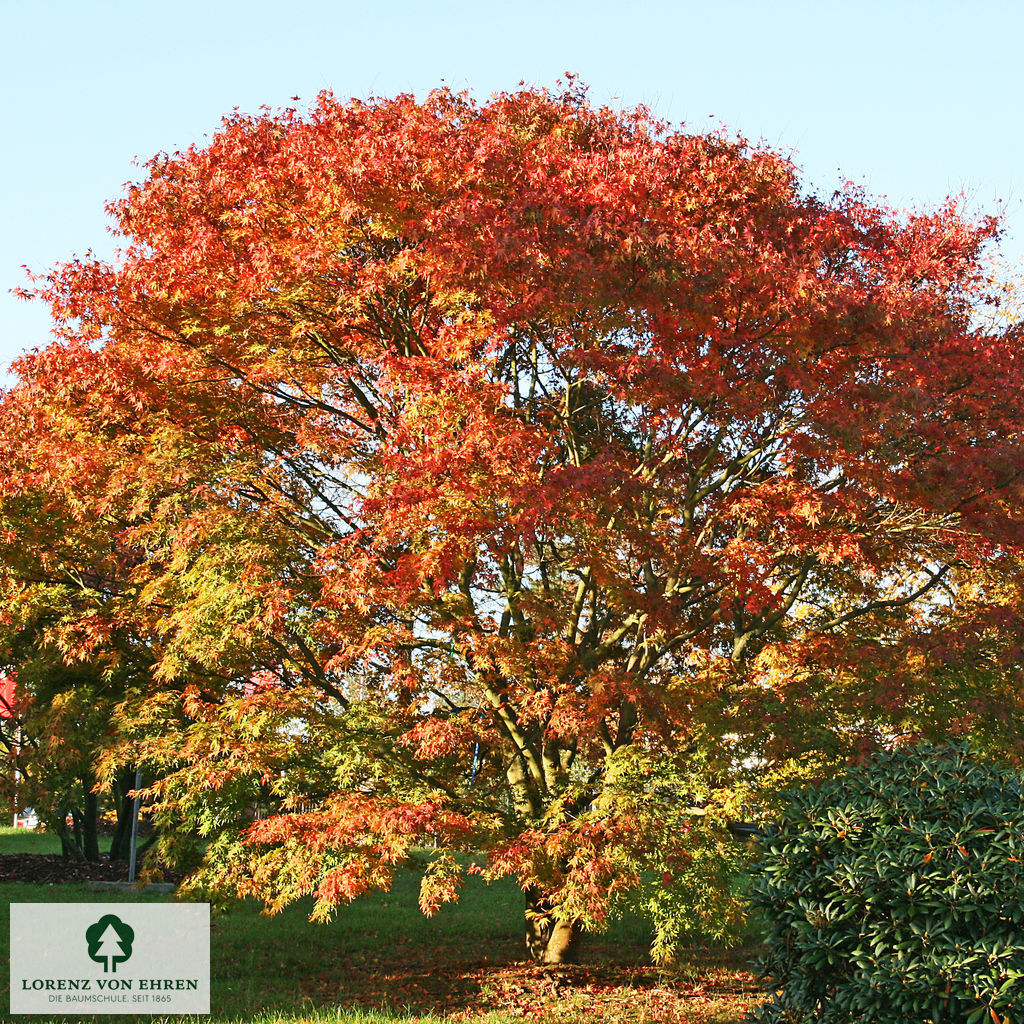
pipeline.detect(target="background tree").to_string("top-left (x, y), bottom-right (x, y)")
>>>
top-left (5, 83), bottom-right (1024, 962)
top-left (0, 478), bottom-right (155, 861)
top-left (10, 660), bottom-right (111, 861)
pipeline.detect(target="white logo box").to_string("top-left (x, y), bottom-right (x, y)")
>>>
top-left (10, 903), bottom-right (209, 1014)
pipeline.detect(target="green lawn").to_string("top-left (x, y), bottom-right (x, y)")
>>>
top-left (0, 825), bottom-right (64, 854)
top-left (0, 828), bottom-right (763, 1023)
top-left (0, 825), bottom-right (111, 855)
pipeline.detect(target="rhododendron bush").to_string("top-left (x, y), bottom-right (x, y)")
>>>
top-left (3, 82), bottom-right (1024, 963)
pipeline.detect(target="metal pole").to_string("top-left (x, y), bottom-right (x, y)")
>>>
top-left (127, 768), bottom-right (142, 883)
top-left (12, 725), bottom-right (20, 828)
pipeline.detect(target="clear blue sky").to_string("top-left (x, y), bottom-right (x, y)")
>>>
top-left (3, 0), bottom-right (1021, 382)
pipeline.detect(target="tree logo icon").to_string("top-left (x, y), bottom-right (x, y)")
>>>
top-left (85, 914), bottom-right (135, 973)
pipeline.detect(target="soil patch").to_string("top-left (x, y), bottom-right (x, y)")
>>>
top-left (0, 853), bottom-right (180, 885)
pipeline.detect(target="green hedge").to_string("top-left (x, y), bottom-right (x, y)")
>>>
top-left (747, 743), bottom-right (1024, 1023)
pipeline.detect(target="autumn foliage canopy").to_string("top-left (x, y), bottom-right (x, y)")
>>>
top-left (3, 83), bottom-right (1024, 962)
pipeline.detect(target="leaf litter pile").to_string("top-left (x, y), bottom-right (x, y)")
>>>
top-left (299, 933), bottom-right (764, 1022)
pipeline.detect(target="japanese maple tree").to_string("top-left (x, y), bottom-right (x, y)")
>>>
top-left (5, 82), bottom-right (1024, 962)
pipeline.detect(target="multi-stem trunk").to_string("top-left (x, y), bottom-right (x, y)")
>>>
top-left (496, 695), bottom-right (585, 963)
top-left (524, 886), bottom-right (582, 964)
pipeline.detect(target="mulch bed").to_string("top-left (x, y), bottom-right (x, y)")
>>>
top-left (0, 853), bottom-right (181, 885)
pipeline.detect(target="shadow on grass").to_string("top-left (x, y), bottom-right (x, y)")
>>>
top-left (0, 865), bottom-right (763, 1023)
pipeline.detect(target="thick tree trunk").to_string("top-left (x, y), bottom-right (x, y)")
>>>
top-left (109, 767), bottom-right (137, 861)
top-left (524, 886), bottom-right (582, 964)
top-left (80, 782), bottom-right (100, 862)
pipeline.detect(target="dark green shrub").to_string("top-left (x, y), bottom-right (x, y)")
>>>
top-left (747, 743), bottom-right (1024, 1023)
